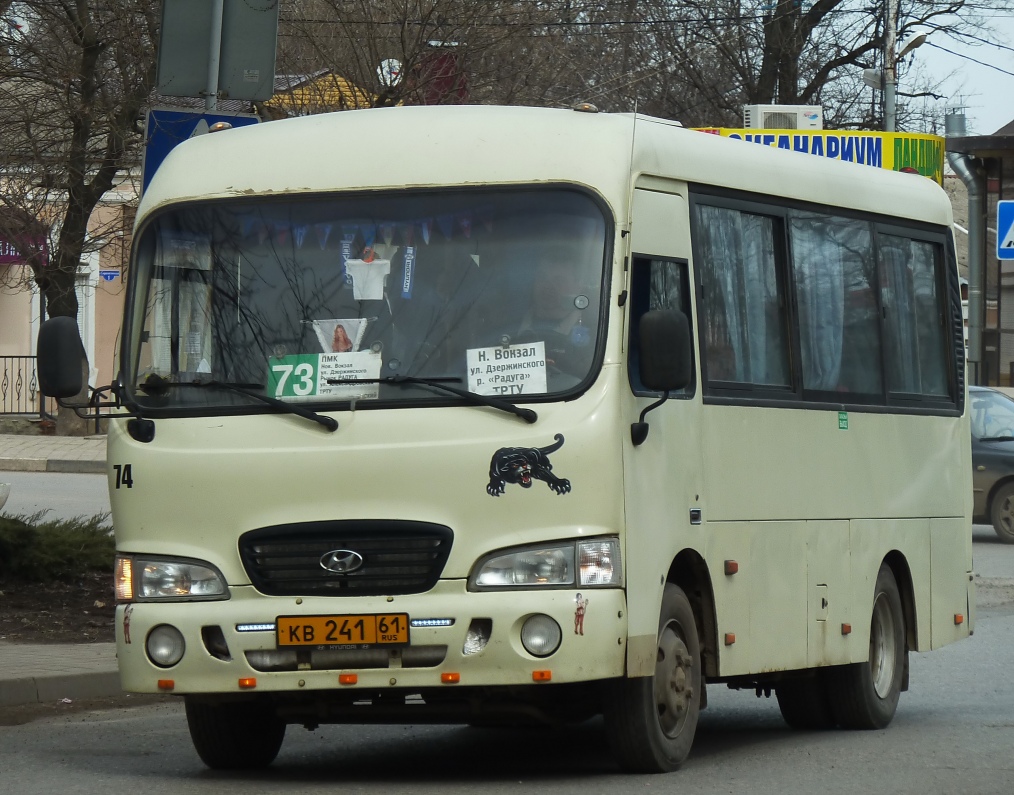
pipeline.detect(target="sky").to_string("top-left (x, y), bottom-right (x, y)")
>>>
top-left (906, 10), bottom-right (1014, 135)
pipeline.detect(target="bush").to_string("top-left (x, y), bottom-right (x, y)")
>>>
top-left (0, 512), bottom-right (114, 583)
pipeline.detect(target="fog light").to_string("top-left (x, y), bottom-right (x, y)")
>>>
top-left (146, 624), bottom-right (185, 667)
top-left (520, 614), bottom-right (561, 658)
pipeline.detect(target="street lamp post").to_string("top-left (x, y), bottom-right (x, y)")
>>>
top-left (884, 0), bottom-right (899, 131)
top-left (881, 0), bottom-right (928, 132)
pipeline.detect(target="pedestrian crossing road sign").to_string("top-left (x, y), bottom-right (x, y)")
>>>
top-left (1000, 201), bottom-right (1014, 261)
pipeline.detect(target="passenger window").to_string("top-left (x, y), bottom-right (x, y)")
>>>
top-left (693, 205), bottom-right (791, 389)
top-left (879, 235), bottom-right (949, 398)
top-left (789, 213), bottom-right (882, 399)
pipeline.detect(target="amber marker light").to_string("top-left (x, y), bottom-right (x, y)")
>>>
top-left (441, 672), bottom-right (461, 684)
top-left (157, 679), bottom-right (174, 691)
top-left (841, 623), bottom-right (853, 635)
top-left (114, 556), bottom-right (133, 602)
top-left (339, 674), bottom-right (358, 685)
top-left (954, 614), bottom-right (964, 625)
top-left (724, 633), bottom-right (736, 645)
top-left (238, 678), bottom-right (257, 689)
top-left (724, 560), bottom-right (739, 575)
top-left (532, 670), bottom-right (552, 682)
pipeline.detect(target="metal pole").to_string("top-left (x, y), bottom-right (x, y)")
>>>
top-left (946, 111), bottom-right (985, 384)
top-left (205, 0), bottom-right (225, 112)
top-left (38, 287), bottom-right (47, 418)
top-left (884, 0), bottom-right (898, 131)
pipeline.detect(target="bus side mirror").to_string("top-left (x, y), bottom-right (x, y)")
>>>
top-left (632, 309), bottom-right (692, 446)
top-left (639, 309), bottom-right (692, 391)
top-left (37, 316), bottom-right (85, 399)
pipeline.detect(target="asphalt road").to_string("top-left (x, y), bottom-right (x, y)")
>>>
top-left (0, 471), bottom-right (109, 522)
top-left (1, 609), bottom-right (1012, 793)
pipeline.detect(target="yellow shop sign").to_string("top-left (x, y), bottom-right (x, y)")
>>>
top-left (694, 129), bottom-right (944, 185)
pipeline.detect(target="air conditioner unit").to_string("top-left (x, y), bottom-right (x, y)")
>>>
top-left (742, 104), bottom-right (823, 130)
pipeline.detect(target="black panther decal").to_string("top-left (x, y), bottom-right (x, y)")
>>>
top-left (487, 433), bottom-right (571, 496)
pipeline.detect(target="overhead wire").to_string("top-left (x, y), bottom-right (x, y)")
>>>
top-left (925, 41), bottom-right (1014, 78)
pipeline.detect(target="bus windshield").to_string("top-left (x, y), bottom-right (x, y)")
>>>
top-left (124, 188), bottom-right (609, 412)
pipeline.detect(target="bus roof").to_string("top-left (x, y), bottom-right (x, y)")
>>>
top-left (140, 105), bottom-right (951, 228)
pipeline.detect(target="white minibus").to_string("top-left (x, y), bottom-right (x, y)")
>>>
top-left (40, 104), bottom-right (973, 772)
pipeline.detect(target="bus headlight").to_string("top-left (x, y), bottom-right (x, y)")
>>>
top-left (469, 538), bottom-right (622, 590)
top-left (116, 555), bottom-right (229, 602)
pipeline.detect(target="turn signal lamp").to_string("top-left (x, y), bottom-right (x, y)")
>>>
top-left (238, 678), bottom-right (257, 689)
top-left (532, 670), bottom-right (552, 682)
top-left (115, 556), bottom-right (133, 602)
top-left (954, 614), bottom-right (964, 625)
top-left (339, 674), bottom-right (358, 685)
top-left (441, 672), bottom-right (461, 684)
top-left (157, 679), bottom-right (175, 691)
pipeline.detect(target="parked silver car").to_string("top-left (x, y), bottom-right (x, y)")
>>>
top-left (971, 385), bottom-right (1014, 542)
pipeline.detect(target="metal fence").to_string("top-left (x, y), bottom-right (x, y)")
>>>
top-left (0, 355), bottom-right (55, 418)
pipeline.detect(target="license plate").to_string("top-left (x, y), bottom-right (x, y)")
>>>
top-left (276, 613), bottom-right (410, 648)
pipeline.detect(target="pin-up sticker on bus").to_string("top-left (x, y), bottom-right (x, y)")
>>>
top-left (307, 318), bottom-right (369, 353)
top-left (487, 433), bottom-right (571, 496)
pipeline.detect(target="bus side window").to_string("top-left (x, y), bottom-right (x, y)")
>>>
top-left (628, 256), bottom-right (695, 397)
top-left (692, 204), bottom-right (792, 391)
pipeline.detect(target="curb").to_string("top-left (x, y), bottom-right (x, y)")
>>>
top-left (47, 460), bottom-right (106, 475)
top-left (0, 672), bottom-right (122, 707)
top-left (0, 459), bottom-right (105, 474)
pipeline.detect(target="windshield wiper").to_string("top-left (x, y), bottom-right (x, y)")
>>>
top-left (980, 435), bottom-right (1014, 442)
top-left (328, 374), bottom-right (538, 424)
top-left (137, 377), bottom-right (338, 432)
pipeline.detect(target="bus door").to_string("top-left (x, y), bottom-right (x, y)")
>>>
top-left (621, 187), bottom-right (706, 677)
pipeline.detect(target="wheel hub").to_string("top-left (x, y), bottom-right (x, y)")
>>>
top-left (870, 592), bottom-right (898, 699)
top-left (654, 623), bottom-right (694, 737)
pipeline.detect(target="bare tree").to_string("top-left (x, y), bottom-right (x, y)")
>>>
top-left (0, 0), bottom-right (159, 430)
top-left (271, 1), bottom-right (999, 131)
top-left (270, 1), bottom-right (595, 113)
top-left (595, 0), bottom-right (997, 130)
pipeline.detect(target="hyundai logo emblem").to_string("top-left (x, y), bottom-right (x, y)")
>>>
top-left (319, 549), bottom-right (364, 574)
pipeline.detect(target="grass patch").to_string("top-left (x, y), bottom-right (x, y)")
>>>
top-left (0, 512), bottom-right (113, 583)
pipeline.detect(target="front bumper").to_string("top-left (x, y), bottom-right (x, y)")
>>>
top-left (116, 580), bottom-right (628, 695)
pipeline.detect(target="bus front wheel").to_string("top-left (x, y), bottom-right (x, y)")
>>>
top-left (603, 583), bottom-right (702, 772)
top-left (185, 696), bottom-right (286, 769)
top-left (827, 564), bottom-right (906, 730)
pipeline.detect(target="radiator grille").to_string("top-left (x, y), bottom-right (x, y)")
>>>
top-left (239, 521), bottom-right (453, 596)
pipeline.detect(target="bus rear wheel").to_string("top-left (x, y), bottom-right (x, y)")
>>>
top-left (185, 697), bottom-right (286, 769)
top-left (603, 583), bottom-right (702, 773)
top-left (827, 564), bottom-right (905, 730)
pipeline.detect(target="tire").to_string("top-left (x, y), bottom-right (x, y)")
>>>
top-left (826, 564), bottom-right (906, 730)
top-left (184, 697), bottom-right (286, 770)
top-left (990, 482), bottom-right (1014, 543)
top-left (603, 584), bottom-right (702, 773)
top-left (776, 674), bottom-right (836, 730)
